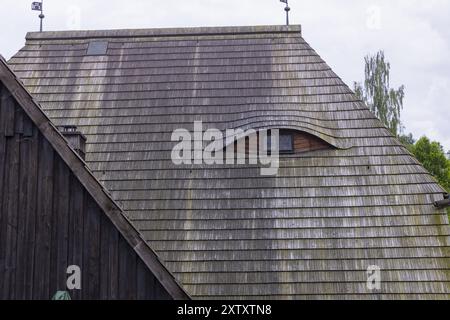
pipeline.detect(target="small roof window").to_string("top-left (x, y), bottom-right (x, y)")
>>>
top-left (86, 41), bottom-right (108, 55)
top-left (267, 130), bottom-right (294, 154)
top-left (279, 132), bottom-right (294, 154)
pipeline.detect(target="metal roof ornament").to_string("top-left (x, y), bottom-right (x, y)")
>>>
top-left (31, 0), bottom-right (45, 32)
top-left (280, 0), bottom-right (291, 26)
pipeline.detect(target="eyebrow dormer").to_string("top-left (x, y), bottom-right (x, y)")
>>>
top-left (224, 128), bottom-right (334, 162)
top-left (279, 129), bottom-right (332, 154)
top-left (257, 129), bottom-right (333, 155)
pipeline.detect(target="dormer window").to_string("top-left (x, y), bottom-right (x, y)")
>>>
top-left (226, 128), bottom-right (333, 162)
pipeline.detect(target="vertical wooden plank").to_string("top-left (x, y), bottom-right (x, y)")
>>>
top-left (32, 134), bottom-right (44, 299)
top-left (48, 159), bottom-right (60, 297)
top-left (99, 214), bottom-right (110, 300)
top-left (3, 88), bottom-right (15, 137)
top-left (23, 115), bottom-right (33, 137)
top-left (137, 258), bottom-right (173, 300)
top-left (118, 239), bottom-right (128, 300)
top-left (15, 111), bottom-right (30, 299)
top-left (83, 196), bottom-right (101, 299)
top-left (0, 85), bottom-right (16, 299)
top-left (49, 157), bottom-right (70, 295)
top-left (33, 136), bottom-right (54, 299)
top-left (136, 259), bottom-right (150, 300)
top-left (108, 226), bottom-right (119, 300)
top-left (0, 84), bottom-right (7, 298)
top-left (1, 134), bottom-right (11, 299)
top-left (3, 103), bottom-right (20, 299)
top-left (81, 191), bottom-right (89, 299)
top-left (67, 173), bottom-right (84, 300)
top-left (118, 237), bottom-right (137, 300)
top-left (14, 108), bottom-right (23, 135)
top-left (56, 160), bottom-right (70, 294)
top-left (23, 118), bottom-right (38, 299)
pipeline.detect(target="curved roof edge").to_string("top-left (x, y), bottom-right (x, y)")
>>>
top-left (235, 124), bottom-right (351, 150)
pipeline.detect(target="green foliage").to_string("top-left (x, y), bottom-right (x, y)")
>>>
top-left (410, 136), bottom-right (450, 192)
top-left (354, 50), bottom-right (450, 209)
top-left (354, 51), bottom-right (405, 136)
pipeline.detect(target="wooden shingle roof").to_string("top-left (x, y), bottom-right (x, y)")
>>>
top-left (8, 25), bottom-right (450, 299)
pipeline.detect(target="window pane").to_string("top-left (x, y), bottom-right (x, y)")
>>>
top-left (265, 132), bottom-right (294, 153)
top-left (87, 41), bottom-right (108, 55)
top-left (279, 134), bottom-right (293, 152)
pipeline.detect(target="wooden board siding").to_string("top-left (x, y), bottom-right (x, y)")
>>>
top-left (7, 25), bottom-right (450, 299)
top-left (293, 131), bottom-right (330, 153)
top-left (0, 83), bottom-right (172, 300)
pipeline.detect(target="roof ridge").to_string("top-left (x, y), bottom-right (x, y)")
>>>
top-left (26, 24), bottom-right (301, 41)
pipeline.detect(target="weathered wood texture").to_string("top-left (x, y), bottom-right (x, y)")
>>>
top-left (0, 83), bottom-right (172, 300)
top-left (292, 131), bottom-right (330, 153)
top-left (236, 130), bottom-right (331, 155)
top-left (7, 25), bottom-right (450, 299)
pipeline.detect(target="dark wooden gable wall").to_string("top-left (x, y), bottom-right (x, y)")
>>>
top-left (0, 83), bottom-right (172, 300)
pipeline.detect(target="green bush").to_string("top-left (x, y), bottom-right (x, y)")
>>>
top-left (409, 137), bottom-right (450, 192)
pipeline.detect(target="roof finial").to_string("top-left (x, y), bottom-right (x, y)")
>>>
top-left (280, 0), bottom-right (290, 26)
top-left (31, 1), bottom-right (45, 32)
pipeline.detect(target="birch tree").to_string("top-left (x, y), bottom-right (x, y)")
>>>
top-left (354, 51), bottom-right (405, 136)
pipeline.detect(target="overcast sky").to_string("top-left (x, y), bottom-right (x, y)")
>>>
top-left (1, 0), bottom-right (449, 151)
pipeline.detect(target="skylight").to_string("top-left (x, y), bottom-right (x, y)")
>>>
top-left (86, 41), bottom-right (108, 55)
